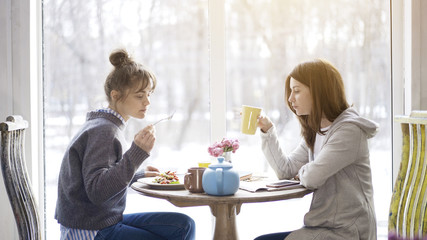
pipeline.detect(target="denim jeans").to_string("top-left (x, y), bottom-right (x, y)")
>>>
top-left (254, 231), bottom-right (292, 240)
top-left (94, 212), bottom-right (195, 240)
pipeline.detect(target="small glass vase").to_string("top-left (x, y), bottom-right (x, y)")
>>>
top-left (222, 151), bottom-right (232, 163)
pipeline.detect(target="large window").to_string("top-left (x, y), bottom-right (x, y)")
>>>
top-left (43, 0), bottom-right (391, 239)
top-left (225, 0), bottom-right (391, 238)
top-left (43, 0), bottom-right (210, 238)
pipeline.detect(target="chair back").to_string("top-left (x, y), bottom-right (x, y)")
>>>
top-left (0, 116), bottom-right (41, 240)
top-left (389, 111), bottom-right (427, 239)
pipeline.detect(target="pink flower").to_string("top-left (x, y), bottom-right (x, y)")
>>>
top-left (213, 148), bottom-right (223, 157)
top-left (208, 137), bottom-right (239, 157)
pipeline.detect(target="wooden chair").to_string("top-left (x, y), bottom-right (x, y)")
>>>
top-left (1, 116), bottom-right (41, 240)
top-left (389, 111), bottom-right (427, 239)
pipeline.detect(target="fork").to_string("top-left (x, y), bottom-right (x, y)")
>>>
top-left (152, 110), bottom-right (176, 126)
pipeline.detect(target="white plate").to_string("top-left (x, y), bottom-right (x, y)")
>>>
top-left (137, 177), bottom-right (185, 190)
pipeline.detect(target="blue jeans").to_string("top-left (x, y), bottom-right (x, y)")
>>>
top-left (254, 231), bottom-right (292, 240)
top-left (94, 212), bottom-right (195, 240)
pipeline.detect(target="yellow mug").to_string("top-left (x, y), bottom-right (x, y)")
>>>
top-left (198, 161), bottom-right (211, 168)
top-left (241, 105), bottom-right (262, 135)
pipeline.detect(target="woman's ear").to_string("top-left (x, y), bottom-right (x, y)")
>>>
top-left (110, 90), bottom-right (120, 102)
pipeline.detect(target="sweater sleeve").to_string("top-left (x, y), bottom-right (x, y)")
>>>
top-left (131, 169), bottom-right (146, 184)
top-left (298, 123), bottom-right (362, 190)
top-left (261, 125), bottom-right (309, 179)
top-left (81, 126), bottom-right (149, 204)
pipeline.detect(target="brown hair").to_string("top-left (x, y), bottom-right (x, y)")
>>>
top-left (104, 48), bottom-right (157, 103)
top-left (285, 59), bottom-right (349, 151)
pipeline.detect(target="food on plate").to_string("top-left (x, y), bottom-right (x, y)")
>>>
top-left (152, 171), bottom-right (180, 184)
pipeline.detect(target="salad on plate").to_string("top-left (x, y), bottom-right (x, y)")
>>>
top-left (152, 171), bottom-right (180, 184)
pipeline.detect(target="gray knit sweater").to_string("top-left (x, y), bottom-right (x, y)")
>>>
top-left (55, 111), bottom-right (149, 230)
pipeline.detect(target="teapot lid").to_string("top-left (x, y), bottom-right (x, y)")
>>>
top-left (209, 157), bottom-right (232, 169)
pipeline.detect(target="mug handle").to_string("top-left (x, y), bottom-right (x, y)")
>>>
top-left (184, 173), bottom-right (193, 190)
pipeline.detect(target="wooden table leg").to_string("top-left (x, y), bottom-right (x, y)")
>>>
top-left (209, 203), bottom-right (242, 240)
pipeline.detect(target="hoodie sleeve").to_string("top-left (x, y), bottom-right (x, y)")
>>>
top-left (261, 125), bottom-right (309, 179)
top-left (298, 123), bottom-right (363, 190)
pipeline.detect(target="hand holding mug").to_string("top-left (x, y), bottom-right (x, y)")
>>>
top-left (257, 114), bottom-right (273, 133)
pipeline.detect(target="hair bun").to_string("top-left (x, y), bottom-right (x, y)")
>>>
top-left (109, 49), bottom-right (132, 67)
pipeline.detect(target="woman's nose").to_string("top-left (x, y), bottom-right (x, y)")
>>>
top-left (288, 94), bottom-right (294, 103)
top-left (143, 96), bottom-right (151, 105)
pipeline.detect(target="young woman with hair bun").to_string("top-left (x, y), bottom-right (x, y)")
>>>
top-left (55, 48), bottom-right (195, 240)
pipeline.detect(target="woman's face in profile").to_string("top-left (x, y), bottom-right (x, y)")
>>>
top-left (288, 78), bottom-right (312, 116)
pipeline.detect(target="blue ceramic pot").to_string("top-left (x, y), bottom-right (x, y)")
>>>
top-left (202, 157), bottom-right (239, 196)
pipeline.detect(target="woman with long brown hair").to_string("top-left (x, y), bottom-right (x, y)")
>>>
top-left (255, 59), bottom-right (378, 240)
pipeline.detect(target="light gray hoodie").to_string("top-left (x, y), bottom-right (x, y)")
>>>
top-left (261, 108), bottom-right (378, 240)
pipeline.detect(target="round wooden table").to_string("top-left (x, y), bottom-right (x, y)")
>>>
top-left (131, 182), bottom-right (312, 240)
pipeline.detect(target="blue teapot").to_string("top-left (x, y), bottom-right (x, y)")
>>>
top-left (202, 157), bottom-right (240, 196)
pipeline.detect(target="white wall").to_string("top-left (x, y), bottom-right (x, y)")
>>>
top-left (404, 0), bottom-right (427, 112)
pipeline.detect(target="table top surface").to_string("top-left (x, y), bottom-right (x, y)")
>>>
top-left (131, 181), bottom-right (313, 207)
